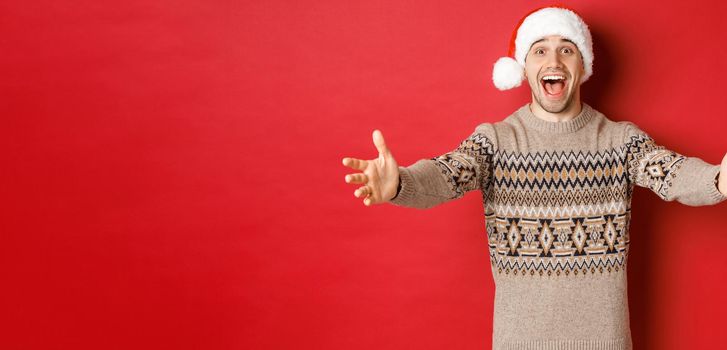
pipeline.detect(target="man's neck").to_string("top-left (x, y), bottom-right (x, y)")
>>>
top-left (529, 99), bottom-right (583, 122)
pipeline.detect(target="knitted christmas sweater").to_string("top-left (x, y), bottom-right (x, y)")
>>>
top-left (389, 103), bottom-right (726, 350)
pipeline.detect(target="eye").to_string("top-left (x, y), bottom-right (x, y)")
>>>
top-left (534, 48), bottom-right (544, 55)
top-left (561, 47), bottom-right (573, 54)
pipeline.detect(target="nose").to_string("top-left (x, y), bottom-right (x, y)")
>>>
top-left (544, 50), bottom-right (564, 69)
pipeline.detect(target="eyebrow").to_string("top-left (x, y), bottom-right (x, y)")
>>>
top-left (531, 38), bottom-right (576, 46)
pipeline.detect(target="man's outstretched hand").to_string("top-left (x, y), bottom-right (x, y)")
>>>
top-left (342, 130), bottom-right (400, 206)
top-left (719, 153), bottom-right (727, 196)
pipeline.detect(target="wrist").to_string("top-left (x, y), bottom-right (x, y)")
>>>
top-left (390, 175), bottom-right (402, 201)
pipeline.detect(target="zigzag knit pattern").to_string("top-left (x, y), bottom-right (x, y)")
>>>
top-left (429, 127), bottom-right (686, 277)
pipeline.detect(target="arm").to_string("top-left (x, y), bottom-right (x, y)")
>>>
top-left (389, 126), bottom-right (495, 209)
top-left (623, 122), bottom-right (727, 206)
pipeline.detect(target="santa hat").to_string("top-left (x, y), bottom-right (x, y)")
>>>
top-left (492, 6), bottom-right (593, 91)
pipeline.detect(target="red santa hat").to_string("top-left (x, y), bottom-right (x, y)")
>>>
top-left (492, 6), bottom-right (594, 91)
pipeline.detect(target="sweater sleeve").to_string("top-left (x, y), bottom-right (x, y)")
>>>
top-left (623, 122), bottom-right (727, 206)
top-left (389, 124), bottom-right (495, 209)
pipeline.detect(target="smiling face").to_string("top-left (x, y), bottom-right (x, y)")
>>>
top-left (524, 35), bottom-right (585, 115)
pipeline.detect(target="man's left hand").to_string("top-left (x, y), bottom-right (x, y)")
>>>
top-left (719, 153), bottom-right (727, 196)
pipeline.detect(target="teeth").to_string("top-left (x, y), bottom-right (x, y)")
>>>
top-left (542, 75), bottom-right (565, 81)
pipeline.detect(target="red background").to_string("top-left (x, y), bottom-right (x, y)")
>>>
top-left (2, 1), bottom-right (726, 349)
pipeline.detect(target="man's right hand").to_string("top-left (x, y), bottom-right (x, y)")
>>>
top-left (342, 129), bottom-right (400, 206)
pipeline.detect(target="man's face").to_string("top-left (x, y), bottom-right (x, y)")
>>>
top-left (524, 35), bottom-right (585, 114)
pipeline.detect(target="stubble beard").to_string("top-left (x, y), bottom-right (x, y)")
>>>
top-left (531, 79), bottom-right (574, 114)
top-left (532, 90), bottom-right (574, 114)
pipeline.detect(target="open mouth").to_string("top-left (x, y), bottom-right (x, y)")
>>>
top-left (540, 74), bottom-right (567, 99)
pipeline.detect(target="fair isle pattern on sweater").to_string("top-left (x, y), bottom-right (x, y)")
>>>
top-left (626, 133), bottom-right (687, 199)
top-left (389, 103), bottom-right (726, 350)
top-left (429, 129), bottom-right (691, 277)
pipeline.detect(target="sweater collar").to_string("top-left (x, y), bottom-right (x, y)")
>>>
top-left (515, 102), bottom-right (596, 134)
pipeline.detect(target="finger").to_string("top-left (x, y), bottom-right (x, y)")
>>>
top-left (354, 185), bottom-right (370, 198)
top-left (364, 197), bottom-right (372, 206)
top-left (372, 130), bottom-right (390, 156)
top-left (345, 173), bottom-right (368, 184)
top-left (342, 157), bottom-right (368, 171)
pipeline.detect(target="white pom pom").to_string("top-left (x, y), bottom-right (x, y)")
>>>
top-left (492, 57), bottom-right (524, 91)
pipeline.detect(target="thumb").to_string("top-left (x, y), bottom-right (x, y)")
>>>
top-left (372, 129), bottom-right (390, 156)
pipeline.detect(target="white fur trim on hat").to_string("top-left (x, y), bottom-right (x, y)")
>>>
top-left (492, 7), bottom-right (593, 91)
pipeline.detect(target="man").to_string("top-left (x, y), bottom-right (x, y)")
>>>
top-left (341, 6), bottom-right (727, 350)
